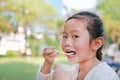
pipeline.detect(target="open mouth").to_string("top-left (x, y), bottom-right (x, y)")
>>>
top-left (66, 51), bottom-right (76, 56)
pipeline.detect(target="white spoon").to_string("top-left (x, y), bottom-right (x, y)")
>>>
top-left (56, 50), bottom-right (74, 55)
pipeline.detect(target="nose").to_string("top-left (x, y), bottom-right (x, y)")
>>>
top-left (64, 38), bottom-right (72, 47)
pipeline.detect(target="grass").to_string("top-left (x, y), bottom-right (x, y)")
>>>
top-left (0, 62), bottom-right (38, 80)
top-left (0, 55), bottom-right (120, 80)
top-left (0, 55), bottom-right (67, 80)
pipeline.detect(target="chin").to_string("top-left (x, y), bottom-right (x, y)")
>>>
top-left (68, 60), bottom-right (77, 64)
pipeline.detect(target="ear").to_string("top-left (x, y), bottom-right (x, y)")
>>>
top-left (91, 37), bottom-right (105, 51)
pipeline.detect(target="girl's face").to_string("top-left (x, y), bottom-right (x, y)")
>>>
top-left (61, 19), bottom-right (94, 64)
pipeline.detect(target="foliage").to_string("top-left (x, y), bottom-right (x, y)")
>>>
top-left (0, 0), bottom-right (58, 56)
top-left (0, 19), bottom-right (13, 33)
top-left (57, 18), bottom-right (65, 29)
top-left (44, 33), bottom-right (61, 50)
top-left (5, 50), bottom-right (17, 57)
top-left (97, 0), bottom-right (120, 21)
top-left (28, 33), bottom-right (61, 55)
top-left (0, 0), bottom-right (57, 32)
top-left (97, 0), bottom-right (120, 44)
top-left (27, 35), bottom-right (41, 56)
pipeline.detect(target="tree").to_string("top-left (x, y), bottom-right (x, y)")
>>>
top-left (0, 0), bottom-right (57, 55)
top-left (97, 0), bottom-right (120, 44)
top-left (0, 20), bottom-right (13, 33)
top-left (0, 0), bottom-right (57, 32)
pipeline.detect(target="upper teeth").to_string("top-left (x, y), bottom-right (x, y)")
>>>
top-left (66, 52), bottom-right (74, 55)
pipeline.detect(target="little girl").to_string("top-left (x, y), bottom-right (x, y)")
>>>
top-left (37, 11), bottom-right (119, 80)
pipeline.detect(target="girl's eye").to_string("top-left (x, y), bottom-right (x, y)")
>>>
top-left (63, 35), bottom-right (68, 39)
top-left (73, 35), bottom-right (79, 39)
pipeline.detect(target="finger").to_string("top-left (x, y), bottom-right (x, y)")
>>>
top-left (45, 49), bottom-right (54, 54)
top-left (43, 46), bottom-right (55, 51)
top-left (48, 51), bottom-right (59, 57)
top-left (49, 46), bottom-right (55, 49)
top-left (43, 47), bottom-right (55, 55)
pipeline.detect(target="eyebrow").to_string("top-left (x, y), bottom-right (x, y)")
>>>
top-left (62, 32), bottom-right (67, 34)
top-left (71, 30), bottom-right (81, 33)
top-left (62, 30), bottom-right (81, 34)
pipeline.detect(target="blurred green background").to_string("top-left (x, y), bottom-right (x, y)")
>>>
top-left (0, 0), bottom-right (120, 80)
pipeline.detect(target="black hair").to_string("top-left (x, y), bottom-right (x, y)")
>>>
top-left (66, 11), bottom-right (104, 61)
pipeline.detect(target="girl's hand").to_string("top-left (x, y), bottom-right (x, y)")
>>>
top-left (41, 46), bottom-right (59, 74)
top-left (43, 46), bottom-right (59, 64)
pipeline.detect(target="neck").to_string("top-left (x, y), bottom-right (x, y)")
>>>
top-left (79, 58), bottom-right (100, 73)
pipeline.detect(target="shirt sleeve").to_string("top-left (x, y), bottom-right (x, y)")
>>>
top-left (36, 65), bottom-right (54, 80)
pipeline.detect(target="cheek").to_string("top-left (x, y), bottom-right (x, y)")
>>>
top-left (74, 42), bottom-right (91, 62)
top-left (74, 39), bottom-right (90, 54)
top-left (61, 41), bottom-right (64, 51)
top-left (76, 34), bottom-right (90, 50)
